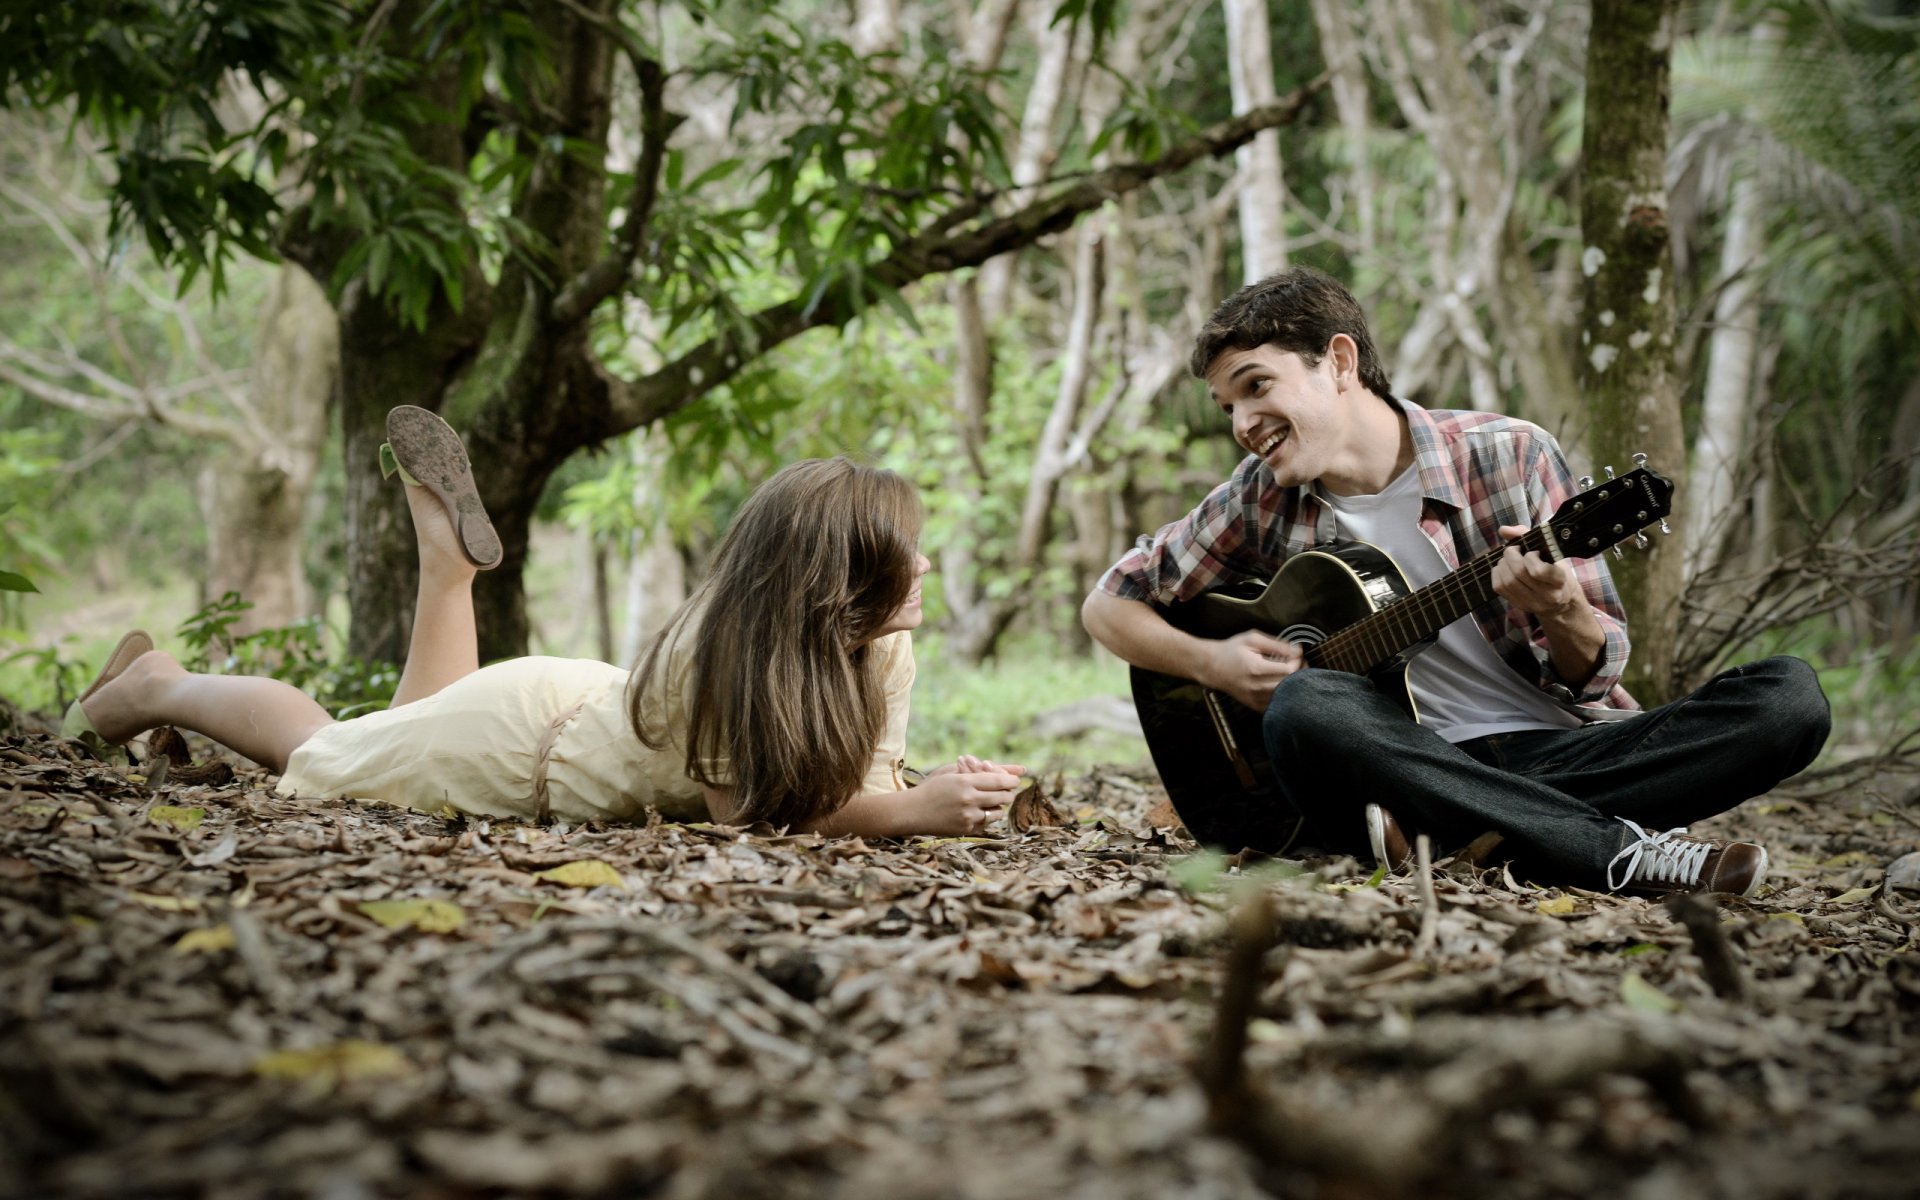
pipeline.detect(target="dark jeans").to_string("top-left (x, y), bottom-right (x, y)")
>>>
top-left (1260, 656), bottom-right (1831, 889)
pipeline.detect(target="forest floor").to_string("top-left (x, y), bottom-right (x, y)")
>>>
top-left (1, 718), bottom-right (1916, 1200)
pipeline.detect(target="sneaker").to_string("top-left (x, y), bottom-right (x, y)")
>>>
top-left (1366, 803), bottom-right (1415, 872)
top-left (1605, 818), bottom-right (1768, 897)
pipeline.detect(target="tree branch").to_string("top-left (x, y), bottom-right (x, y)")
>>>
top-left (550, 9), bottom-right (684, 328)
top-left (603, 73), bottom-right (1328, 432)
top-left (0, 344), bottom-right (253, 447)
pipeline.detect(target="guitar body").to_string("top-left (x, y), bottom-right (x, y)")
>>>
top-left (1131, 541), bottom-right (1429, 853)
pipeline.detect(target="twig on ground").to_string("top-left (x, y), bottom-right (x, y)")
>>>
top-left (1664, 894), bottom-right (1748, 1002)
top-left (1197, 887), bottom-right (1277, 1132)
top-left (1412, 834), bottom-right (1438, 959)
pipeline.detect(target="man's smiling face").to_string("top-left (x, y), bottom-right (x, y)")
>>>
top-left (1203, 342), bottom-right (1348, 490)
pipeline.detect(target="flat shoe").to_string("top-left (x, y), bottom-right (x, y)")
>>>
top-left (61, 629), bottom-right (154, 740)
top-left (383, 406), bottom-right (503, 570)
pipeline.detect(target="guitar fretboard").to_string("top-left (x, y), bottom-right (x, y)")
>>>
top-left (1305, 528), bottom-right (1554, 675)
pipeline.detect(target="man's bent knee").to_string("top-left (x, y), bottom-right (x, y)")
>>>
top-left (1263, 669), bottom-right (1380, 754)
top-left (1764, 656), bottom-right (1830, 771)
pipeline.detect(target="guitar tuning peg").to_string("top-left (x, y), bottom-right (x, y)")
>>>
top-left (1634, 532), bottom-right (1650, 550)
top-left (1658, 518), bottom-right (1671, 535)
top-left (1603, 465), bottom-right (1616, 480)
top-left (1578, 475), bottom-right (1594, 489)
top-left (1632, 452), bottom-right (1649, 469)
top-left (1610, 545), bottom-right (1624, 560)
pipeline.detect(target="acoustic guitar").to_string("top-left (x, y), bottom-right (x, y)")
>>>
top-left (1130, 460), bottom-right (1676, 853)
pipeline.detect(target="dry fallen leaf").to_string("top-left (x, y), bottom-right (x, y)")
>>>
top-left (533, 860), bottom-right (626, 890)
top-left (1535, 895), bottom-right (1579, 916)
top-left (173, 925), bottom-right (236, 955)
top-left (129, 892), bottom-right (202, 912)
top-left (1829, 885), bottom-right (1880, 905)
top-left (359, 898), bottom-right (465, 933)
top-left (149, 805), bottom-right (206, 832)
top-left (254, 1041), bottom-right (410, 1089)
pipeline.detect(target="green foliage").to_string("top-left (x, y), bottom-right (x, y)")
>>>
top-left (176, 592), bottom-right (398, 718)
top-left (0, 433), bottom-right (62, 618)
top-left (906, 630), bottom-right (1146, 774)
top-left (1, 0), bottom-right (334, 291)
top-left (0, 640), bottom-right (87, 711)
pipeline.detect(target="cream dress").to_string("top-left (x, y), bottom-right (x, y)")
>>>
top-left (276, 623), bottom-right (915, 824)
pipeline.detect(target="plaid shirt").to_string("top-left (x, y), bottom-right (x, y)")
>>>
top-left (1098, 402), bottom-right (1638, 713)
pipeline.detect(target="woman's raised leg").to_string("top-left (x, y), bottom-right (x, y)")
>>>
top-left (389, 480), bottom-right (483, 707)
top-left (383, 406), bottom-right (503, 709)
top-left (79, 650), bottom-right (333, 774)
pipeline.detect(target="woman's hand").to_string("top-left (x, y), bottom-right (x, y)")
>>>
top-left (923, 754), bottom-right (1029, 780)
top-left (905, 765), bottom-right (1023, 836)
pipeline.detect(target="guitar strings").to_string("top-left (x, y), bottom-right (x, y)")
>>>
top-left (1309, 529), bottom-right (1553, 674)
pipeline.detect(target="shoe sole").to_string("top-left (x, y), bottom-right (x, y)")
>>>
top-left (385, 406), bottom-right (503, 570)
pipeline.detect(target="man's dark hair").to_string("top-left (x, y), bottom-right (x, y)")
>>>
top-left (1189, 266), bottom-right (1394, 400)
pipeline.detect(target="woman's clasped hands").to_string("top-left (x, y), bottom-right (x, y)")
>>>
top-left (911, 754), bottom-right (1027, 836)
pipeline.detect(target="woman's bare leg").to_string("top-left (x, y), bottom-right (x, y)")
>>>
top-left (79, 651), bottom-right (333, 774)
top-left (388, 480), bottom-right (483, 708)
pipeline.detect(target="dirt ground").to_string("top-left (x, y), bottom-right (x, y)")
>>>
top-left (1, 724), bottom-right (1916, 1200)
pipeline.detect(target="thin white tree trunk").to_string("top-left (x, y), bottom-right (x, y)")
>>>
top-left (1223, 0), bottom-right (1287, 280)
top-left (979, 5), bottom-right (1076, 317)
top-left (1365, 0), bottom-right (1579, 429)
top-left (851, 0), bottom-right (901, 55)
top-left (1308, 0), bottom-right (1375, 255)
top-left (1687, 173), bottom-right (1764, 577)
top-left (615, 429), bottom-right (687, 665)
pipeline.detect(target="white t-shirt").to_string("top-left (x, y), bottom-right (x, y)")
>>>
top-left (1320, 468), bottom-right (1579, 743)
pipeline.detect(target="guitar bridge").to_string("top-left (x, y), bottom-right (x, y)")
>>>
top-left (1203, 691), bottom-right (1258, 790)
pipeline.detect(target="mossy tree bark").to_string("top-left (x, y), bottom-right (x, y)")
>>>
top-left (1578, 0), bottom-right (1687, 704)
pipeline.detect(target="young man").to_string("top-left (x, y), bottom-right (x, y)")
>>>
top-left (1083, 267), bottom-right (1830, 896)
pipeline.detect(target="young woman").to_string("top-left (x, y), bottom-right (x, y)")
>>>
top-left (64, 407), bottom-right (1025, 837)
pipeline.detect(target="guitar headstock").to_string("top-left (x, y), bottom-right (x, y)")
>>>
top-left (1544, 458), bottom-right (1676, 561)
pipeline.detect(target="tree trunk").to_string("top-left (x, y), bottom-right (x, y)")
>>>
top-left (616, 427), bottom-right (688, 665)
top-left (1686, 173), bottom-right (1763, 579)
top-left (1307, 0), bottom-right (1375, 255)
top-left (197, 265), bottom-right (335, 633)
top-left (335, 1), bottom-right (618, 666)
top-left (1223, 0), bottom-right (1287, 281)
top-left (1579, 0), bottom-right (1686, 704)
top-left (979, 3), bottom-right (1076, 317)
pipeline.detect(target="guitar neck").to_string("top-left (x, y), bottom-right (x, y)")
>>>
top-left (1307, 527), bottom-right (1553, 674)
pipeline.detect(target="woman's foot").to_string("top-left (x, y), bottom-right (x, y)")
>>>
top-left (61, 630), bottom-right (153, 741)
top-left (383, 406), bottom-right (503, 570)
top-left (73, 649), bottom-right (184, 746)
top-left (402, 481), bottom-right (481, 582)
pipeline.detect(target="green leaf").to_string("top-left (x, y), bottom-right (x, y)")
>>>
top-left (1620, 970), bottom-right (1682, 1013)
top-left (1169, 849), bottom-right (1228, 893)
top-left (0, 571), bottom-right (36, 594)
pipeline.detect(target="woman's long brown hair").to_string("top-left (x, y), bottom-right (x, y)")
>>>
top-left (628, 458), bottom-right (923, 829)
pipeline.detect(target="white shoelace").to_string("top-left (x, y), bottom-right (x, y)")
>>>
top-left (1605, 818), bottom-right (1711, 891)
